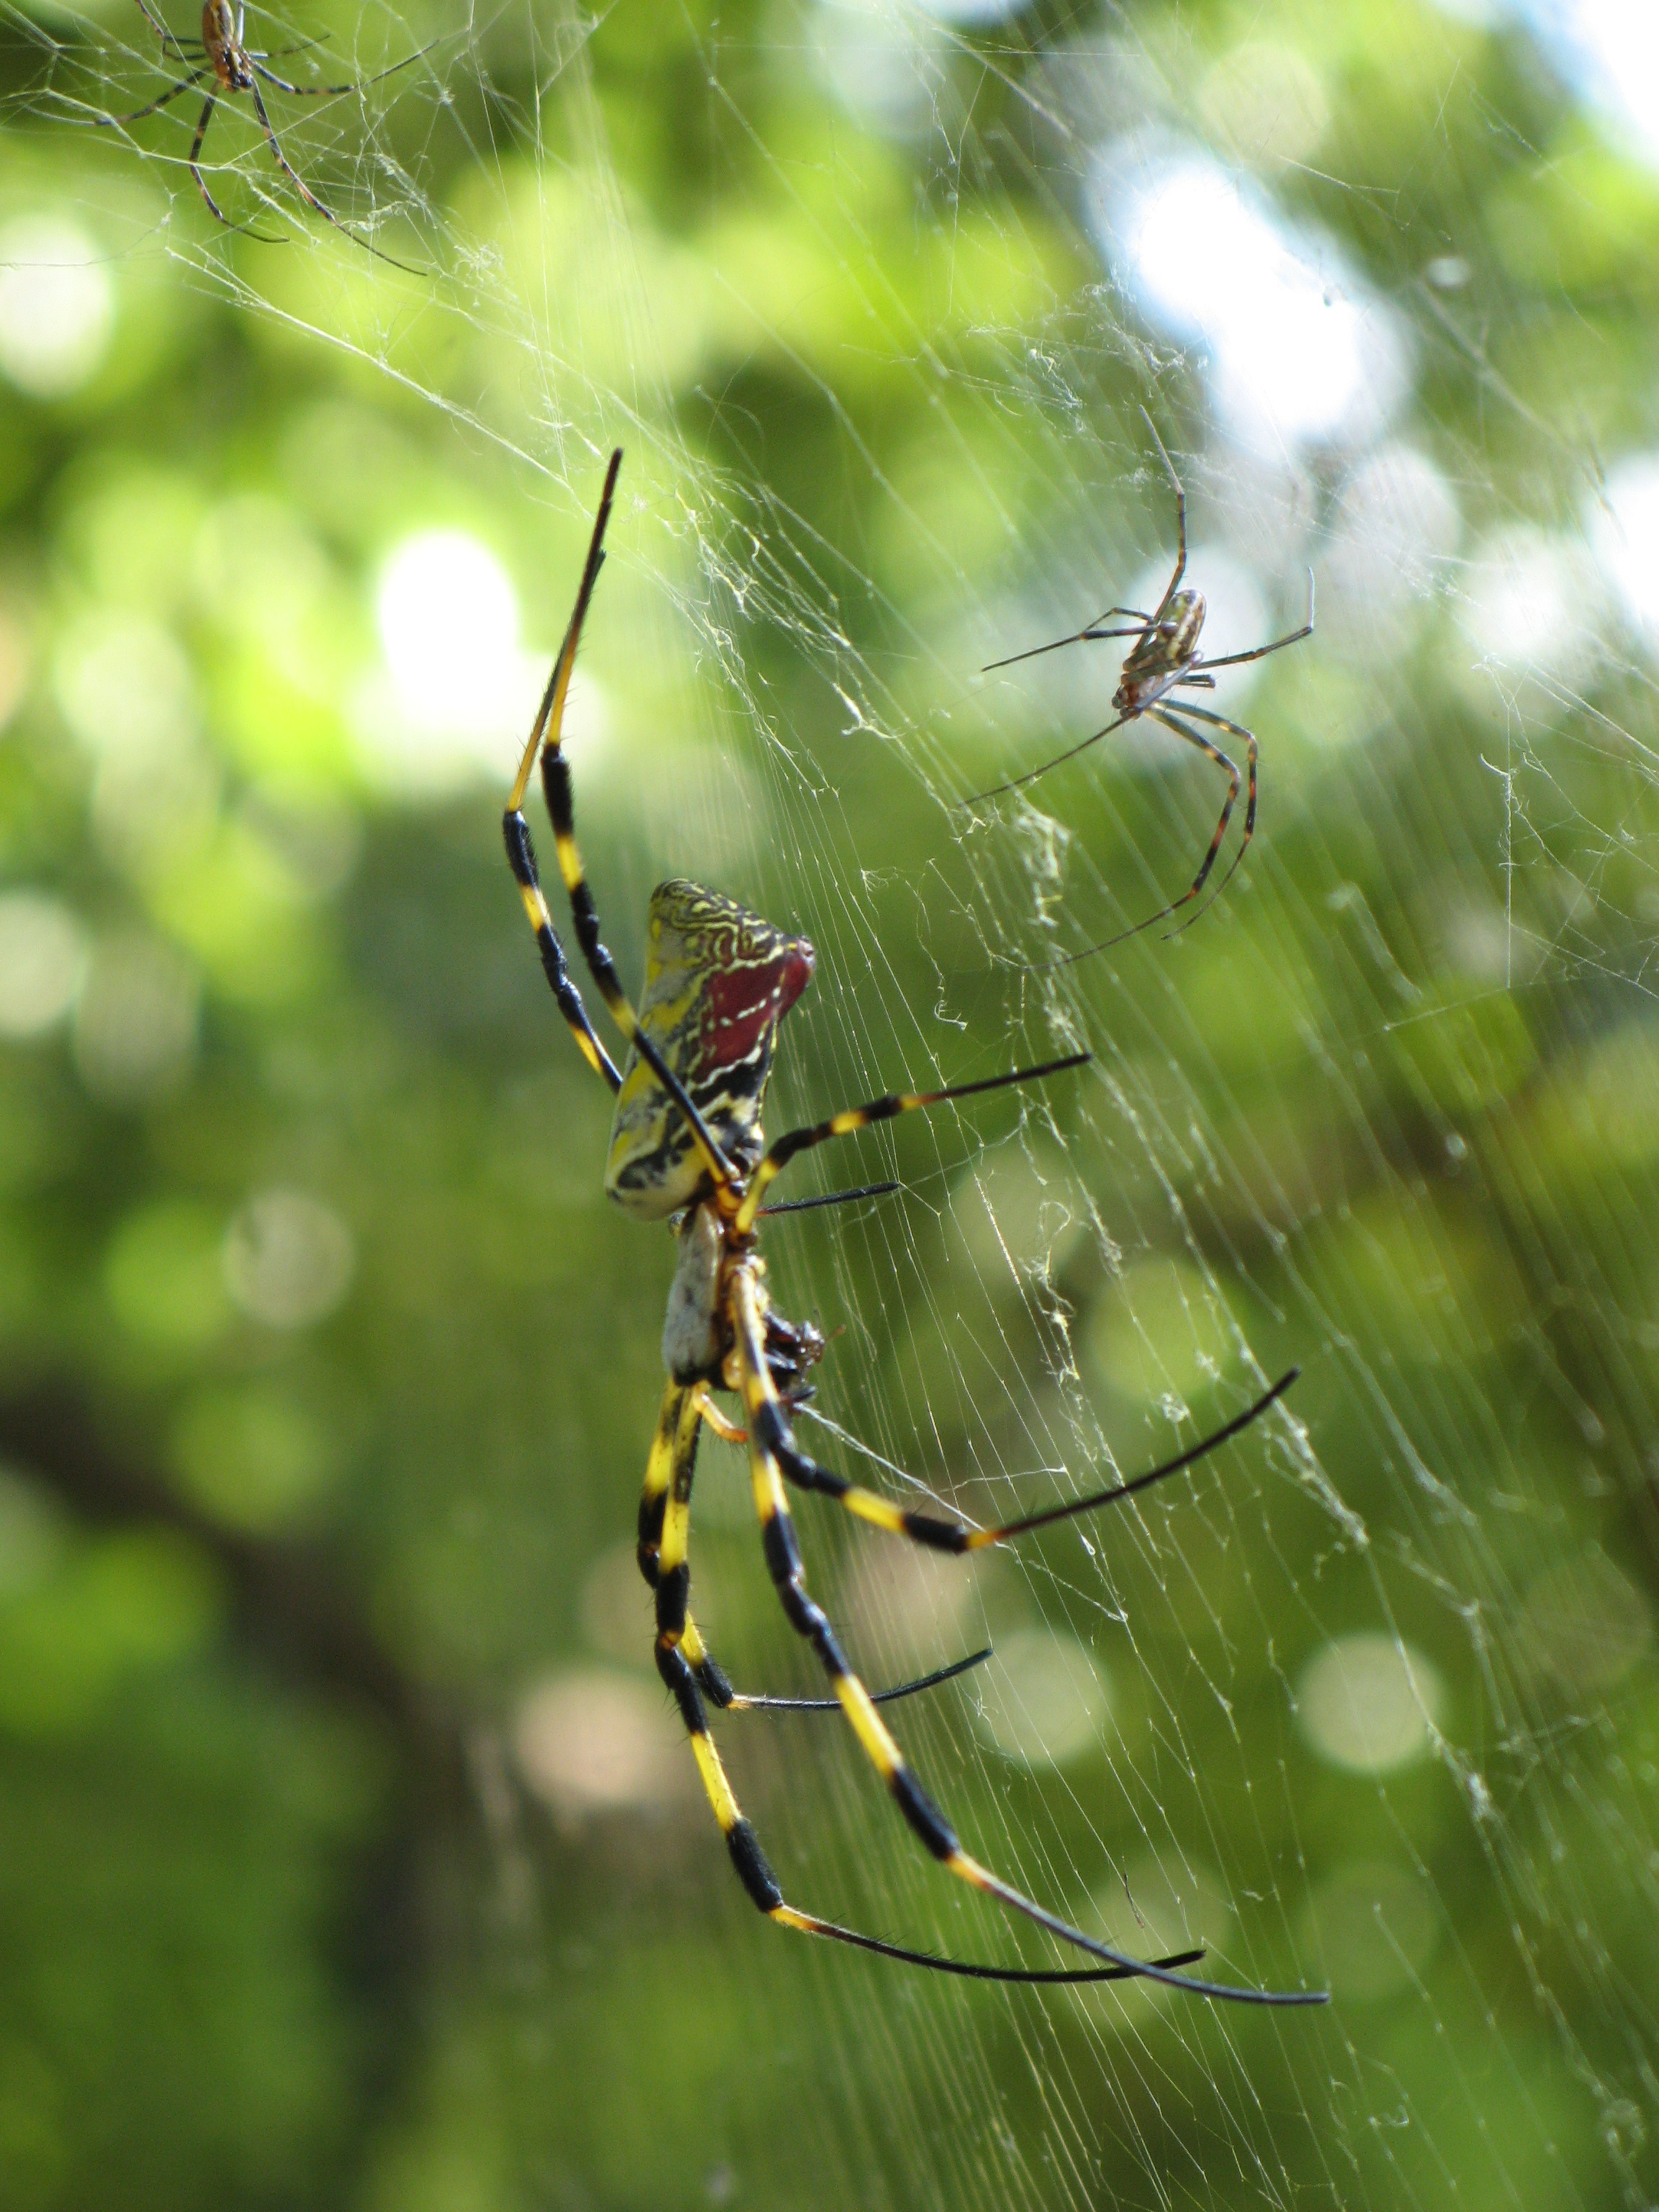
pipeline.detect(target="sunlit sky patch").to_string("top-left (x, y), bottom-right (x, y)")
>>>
top-left (1591, 451), bottom-right (1659, 636)
top-left (1089, 147), bottom-right (1408, 453)
top-left (0, 215), bottom-right (114, 400)
top-left (361, 529), bottom-right (595, 789)
top-left (1517, 0), bottom-right (1659, 170)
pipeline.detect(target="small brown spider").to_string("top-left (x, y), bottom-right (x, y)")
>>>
top-left (89, 0), bottom-right (421, 267)
top-left (968, 409), bottom-right (1315, 957)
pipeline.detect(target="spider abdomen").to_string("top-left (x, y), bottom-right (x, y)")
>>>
top-left (1113, 588), bottom-right (1205, 714)
top-left (605, 879), bottom-right (814, 1220)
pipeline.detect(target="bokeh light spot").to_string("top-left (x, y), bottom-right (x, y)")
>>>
top-left (1299, 1632), bottom-right (1444, 1775)
top-left (1592, 450), bottom-right (1659, 635)
top-left (972, 1628), bottom-right (1110, 1769)
top-left (1459, 526), bottom-right (1604, 684)
top-left (513, 1668), bottom-right (689, 1820)
top-left (1300, 1860), bottom-right (1442, 2002)
top-left (377, 529), bottom-right (519, 732)
top-left (0, 215), bottom-right (114, 400)
top-left (104, 1200), bottom-right (230, 1351)
top-left (222, 1190), bottom-right (356, 1330)
top-left (168, 1385), bottom-right (336, 1533)
top-left (1089, 1256), bottom-right (1235, 1405)
top-left (0, 893), bottom-right (87, 1039)
top-left (1520, 1550), bottom-right (1653, 1694)
top-left (73, 935), bottom-right (201, 1106)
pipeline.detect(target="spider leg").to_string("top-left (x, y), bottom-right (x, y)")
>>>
top-left (522, 452), bottom-right (737, 1200)
top-left (717, 1646), bottom-right (994, 1713)
top-left (728, 1267), bottom-right (1323, 2005)
top-left (639, 1372), bottom-right (1199, 1983)
top-left (188, 92), bottom-right (253, 232)
top-left (733, 1051), bottom-right (1087, 1233)
top-left (956, 707), bottom-right (1136, 811)
top-left (983, 616), bottom-right (1149, 676)
top-left (249, 62), bottom-right (361, 95)
top-left (1192, 570), bottom-right (1315, 674)
top-left (757, 1179), bottom-right (899, 1218)
top-left (91, 68), bottom-right (207, 125)
top-left (245, 78), bottom-right (423, 271)
top-left (1138, 404), bottom-right (1186, 607)
top-left (1161, 701), bottom-right (1259, 912)
top-left (503, 472), bottom-right (622, 1089)
top-left (757, 1371), bottom-right (1297, 1555)
top-left (131, 0), bottom-right (193, 64)
top-left (1046, 704), bottom-right (1243, 963)
top-left (248, 39), bottom-right (433, 95)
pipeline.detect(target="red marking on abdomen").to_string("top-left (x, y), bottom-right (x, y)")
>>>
top-left (697, 941), bottom-right (814, 1081)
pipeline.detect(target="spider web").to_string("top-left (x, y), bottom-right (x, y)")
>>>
top-left (7, 1), bottom-right (1659, 2208)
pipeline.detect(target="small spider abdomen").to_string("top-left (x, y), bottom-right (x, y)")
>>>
top-left (605, 879), bottom-right (814, 1220)
top-left (1114, 590), bottom-right (1205, 714)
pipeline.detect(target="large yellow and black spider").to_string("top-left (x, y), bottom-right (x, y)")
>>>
top-left (506, 449), bottom-right (1324, 2002)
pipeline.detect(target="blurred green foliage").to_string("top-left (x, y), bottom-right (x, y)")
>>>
top-left (1, 1), bottom-right (1659, 2208)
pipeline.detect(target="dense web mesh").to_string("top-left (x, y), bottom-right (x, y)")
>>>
top-left (5, 1), bottom-right (1659, 2208)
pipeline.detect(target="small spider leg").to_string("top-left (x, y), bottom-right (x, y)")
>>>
top-left (240, 36), bottom-right (325, 61)
top-left (1046, 706), bottom-right (1243, 966)
top-left (755, 1370), bottom-right (1298, 1557)
top-left (729, 1269), bottom-right (1323, 2005)
top-left (1164, 700), bottom-right (1260, 911)
top-left (91, 68), bottom-right (207, 125)
top-left (644, 1369), bottom-right (1198, 1984)
top-left (503, 797), bottom-right (619, 1079)
top-left (131, 0), bottom-right (193, 63)
top-left (189, 92), bottom-right (268, 235)
top-left (733, 1051), bottom-right (1088, 1236)
top-left (243, 78), bottom-right (422, 271)
top-left (983, 616), bottom-right (1150, 677)
top-left (956, 707), bottom-right (1135, 811)
top-left (1138, 404), bottom-right (1186, 614)
top-left (248, 63), bottom-right (361, 96)
top-left (248, 37), bottom-right (434, 97)
top-left (530, 453), bottom-right (738, 1200)
top-left (1191, 570), bottom-right (1316, 675)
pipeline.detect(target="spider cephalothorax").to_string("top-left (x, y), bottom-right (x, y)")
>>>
top-left (500, 446), bottom-right (1322, 2007)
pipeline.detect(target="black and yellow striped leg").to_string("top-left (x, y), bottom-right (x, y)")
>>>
top-left (639, 1370), bottom-right (1206, 1983)
top-left (516, 451), bottom-right (737, 1198)
top-left (637, 1384), bottom-right (992, 1715)
top-left (733, 1051), bottom-right (1090, 1234)
top-left (503, 454), bottom-right (623, 1090)
top-left (729, 1266), bottom-right (1323, 2006)
top-left (762, 1374), bottom-right (1299, 1557)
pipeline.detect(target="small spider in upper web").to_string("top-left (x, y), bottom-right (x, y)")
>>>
top-left (82, 0), bottom-right (425, 269)
top-left (964, 408), bottom-right (1315, 961)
